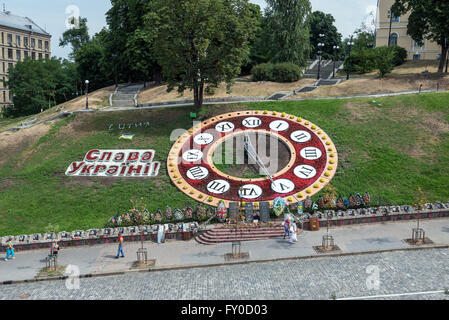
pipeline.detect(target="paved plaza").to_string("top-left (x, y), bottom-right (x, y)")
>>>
top-left (0, 218), bottom-right (448, 300)
top-left (0, 248), bottom-right (448, 300)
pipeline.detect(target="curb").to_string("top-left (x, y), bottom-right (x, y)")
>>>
top-left (1, 244), bottom-right (448, 287)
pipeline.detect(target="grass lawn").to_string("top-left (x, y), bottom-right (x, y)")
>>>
top-left (1, 91), bottom-right (449, 236)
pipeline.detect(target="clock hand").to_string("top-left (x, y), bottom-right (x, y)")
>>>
top-left (244, 132), bottom-right (274, 183)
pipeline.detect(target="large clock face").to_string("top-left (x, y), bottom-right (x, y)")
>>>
top-left (167, 110), bottom-right (338, 207)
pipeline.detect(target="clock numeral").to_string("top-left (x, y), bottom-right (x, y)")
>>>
top-left (186, 166), bottom-right (209, 180)
top-left (271, 179), bottom-right (295, 194)
top-left (215, 122), bottom-right (235, 133)
top-left (290, 130), bottom-right (312, 143)
top-left (238, 184), bottom-right (263, 199)
top-left (269, 120), bottom-right (289, 132)
top-left (242, 117), bottom-right (262, 128)
top-left (182, 149), bottom-right (203, 162)
top-left (194, 133), bottom-right (214, 145)
top-left (207, 180), bottom-right (230, 194)
top-left (294, 165), bottom-right (317, 179)
top-left (300, 147), bottom-right (322, 160)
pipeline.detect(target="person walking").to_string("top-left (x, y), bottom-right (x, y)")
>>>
top-left (289, 222), bottom-right (298, 244)
top-left (116, 233), bottom-right (125, 258)
top-left (5, 238), bottom-right (15, 261)
top-left (51, 240), bottom-right (60, 257)
top-left (283, 218), bottom-right (291, 239)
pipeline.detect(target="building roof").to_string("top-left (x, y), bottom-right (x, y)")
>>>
top-left (0, 11), bottom-right (50, 36)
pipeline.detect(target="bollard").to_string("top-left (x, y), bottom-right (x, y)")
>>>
top-left (419, 84), bottom-right (422, 94)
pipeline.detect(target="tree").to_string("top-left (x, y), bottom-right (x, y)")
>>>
top-left (146, 0), bottom-right (258, 109)
top-left (374, 46), bottom-right (395, 78)
top-left (59, 17), bottom-right (90, 58)
top-left (74, 37), bottom-right (112, 91)
top-left (309, 11), bottom-right (342, 60)
top-left (264, 0), bottom-right (311, 67)
top-left (392, 0), bottom-right (449, 73)
top-left (5, 58), bottom-right (77, 117)
top-left (104, 0), bottom-right (160, 84)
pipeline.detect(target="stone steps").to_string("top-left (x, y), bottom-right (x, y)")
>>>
top-left (195, 225), bottom-right (287, 245)
top-left (110, 83), bottom-right (144, 107)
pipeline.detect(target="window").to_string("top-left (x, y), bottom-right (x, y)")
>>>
top-left (16, 50), bottom-right (21, 60)
top-left (1, 33), bottom-right (3, 44)
top-left (9, 91), bottom-right (13, 102)
top-left (2, 48), bottom-right (4, 59)
top-left (38, 53), bottom-right (42, 59)
top-left (38, 40), bottom-right (42, 49)
top-left (7, 49), bottom-right (13, 59)
top-left (391, 14), bottom-right (400, 23)
top-left (45, 41), bottom-right (49, 50)
top-left (16, 35), bottom-right (20, 46)
top-left (3, 91), bottom-right (5, 103)
top-left (32, 52), bottom-right (36, 60)
top-left (24, 37), bottom-right (28, 47)
top-left (24, 51), bottom-right (28, 59)
top-left (2, 62), bottom-right (4, 73)
top-left (31, 38), bottom-right (35, 48)
top-left (7, 34), bottom-right (12, 44)
top-left (413, 54), bottom-right (421, 60)
top-left (45, 54), bottom-right (49, 59)
top-left (389, 33), bottom-right (398, 46)
top-left (8, 63), bottom-right (13, 72)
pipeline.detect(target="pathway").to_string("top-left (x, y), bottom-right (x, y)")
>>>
top-left (0, 218), bottom-right (448, 284)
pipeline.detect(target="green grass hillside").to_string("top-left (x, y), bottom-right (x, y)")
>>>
top-left (1, 91), bottom-right (449, 236)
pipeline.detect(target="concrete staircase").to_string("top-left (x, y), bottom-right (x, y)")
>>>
top-left (304, 60), bottom-right (344, 80)
top-left (195, 224), bottom-right (287, 245)
top-left (110, 84), bottom-right (144, 107)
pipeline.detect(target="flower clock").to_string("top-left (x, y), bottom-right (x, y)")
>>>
top-left (167, 110), bottom-right (338, 207)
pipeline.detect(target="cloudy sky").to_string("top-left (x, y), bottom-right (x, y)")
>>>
top-left (4, 0), bottom-right (378, 59)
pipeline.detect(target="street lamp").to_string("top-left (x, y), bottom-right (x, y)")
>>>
top-left (332, 45), bottom-right (340, 78)
top-left (387, 8), bottom-right (393, 46)
top-left (317, 42), bottom-right (325, 80)
top-left (85, 80), bottom-right (89, 110)
top-left (346, 36), bottom-right (354, 80)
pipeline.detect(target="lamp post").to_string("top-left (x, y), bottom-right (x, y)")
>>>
top-left (332, 45), bottom-right (340, 78)
top-left (387, 9), bottom-right (392, 46)
top-left (85, 80), bottom-right (89, 110)
top-left (346, 36), bottom-right (354, 80)
top-left (317, 42), bottom-right (325, 80)
top-left (316, 33), bottom-right (325, 80)
top-left (111, 53), bottom-right (118, 89)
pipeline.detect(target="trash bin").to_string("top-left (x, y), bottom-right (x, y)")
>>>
top-left (309, 217), bottom-right (320, 231)
top-left (183, 231), bottom-right (192, 241)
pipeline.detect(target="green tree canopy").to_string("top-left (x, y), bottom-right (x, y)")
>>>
top-left (309, 11), bottom-right (342, 60)
top-left (392, 0), bottom-right (449, 72)
top-left (145, 0), bottom-right (258, 109)
top-left (264, 0), bottom-right (311, 67)
top-left (5, 58), bottom-right (78, 117)
top-left (59, 17), bottom-right (90, 58)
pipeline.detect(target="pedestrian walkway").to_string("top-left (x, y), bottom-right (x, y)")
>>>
top-left (110, 83), bottom-right (144, 107)
top-left (1, 218), bottom-right (448, 283)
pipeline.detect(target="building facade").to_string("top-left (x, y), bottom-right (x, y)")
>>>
top-left (376, 0), bottom-right (441, 60)
top-left (0, 10), bottom-right (51, 111)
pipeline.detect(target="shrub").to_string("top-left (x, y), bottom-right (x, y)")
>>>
top-left (344, 49), bottom-right (376, 74)
top-left (389, 45), bottom-right (407, 66)
top-left (270, 63), bottom-right (302, 82)
top-left (251, 62), bottom-right (302, 82)
top-left (251, 63), bottom-right (273, 81)
top-left (374, 46), bottom-right (395, 78)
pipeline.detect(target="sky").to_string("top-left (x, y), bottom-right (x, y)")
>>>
top-left (3, 0), bottom-right (378, 59)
